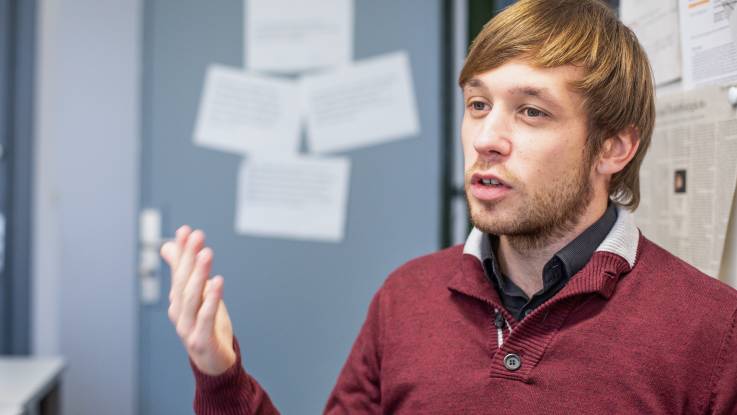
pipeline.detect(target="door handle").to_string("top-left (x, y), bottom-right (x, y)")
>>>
top-left (138, 208), bottom-right (172, 304)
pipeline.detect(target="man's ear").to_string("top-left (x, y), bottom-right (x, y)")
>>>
top-left (596, 125), bottom-right (640, 175)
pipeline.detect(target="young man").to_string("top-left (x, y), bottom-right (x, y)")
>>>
top-left (161, 0), bottom-right (737, 413)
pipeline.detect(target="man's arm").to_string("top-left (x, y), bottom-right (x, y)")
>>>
top-left (162, 225), bottom-right (386, 414)
top-left (187, 288), bottom-right (384, 415)
top-left (706, 307), bottom-right (737, 414)
top-left (187, 287), bottom-right (385, 415)
top-left (161, 226), bottom-right (280, 414)
top-left (191, 337), bottom-right (279, 414)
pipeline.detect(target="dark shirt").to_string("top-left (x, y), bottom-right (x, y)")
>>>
top-left (483, 203), bottom-right (618, 321)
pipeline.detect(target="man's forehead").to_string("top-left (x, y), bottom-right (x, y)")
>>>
top-left (463, 78), bottom-right (552, 97)
top-left (461, 61), bottom-right (585, 91)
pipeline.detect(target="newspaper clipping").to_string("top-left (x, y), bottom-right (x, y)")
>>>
top-left (636, 86), bottom-right (737, 277)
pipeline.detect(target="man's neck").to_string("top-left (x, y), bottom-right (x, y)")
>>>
top-left (496, 198), bottom-right (609, 297)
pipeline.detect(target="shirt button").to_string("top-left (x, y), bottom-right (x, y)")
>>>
top-left (504, 353), bottom-right (522, 371)
top-left (524, 309), bottom-right (533, 317)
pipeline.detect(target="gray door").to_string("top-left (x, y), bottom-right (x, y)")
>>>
top-left (0, 0), bottom-right (10, 349)
top-left (0, 0), bottom-right (34, 355)
top-left (139, 1), bottom-right (444, 413)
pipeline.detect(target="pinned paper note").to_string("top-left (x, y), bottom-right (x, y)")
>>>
top-left (235, 156), bottom-right (351, 242)
top-left (301, 51), bottom-right (420, 154)
top-left (680, 0), bottom-right (737, 88)
top-left (245, 0), bottom-right (353, 73)
top-left (621, 0), bottom-right (681, 85)
top-left (730, 1), bottom-right (737, 43)
top-left (193, 64), bottom-right (301, 155)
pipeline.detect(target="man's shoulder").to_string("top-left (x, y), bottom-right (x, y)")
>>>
top-left (635, 235), bottom-right (737, 311)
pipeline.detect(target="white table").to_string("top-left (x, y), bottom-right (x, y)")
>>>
top-left (0, 358), bottom-right (64, 415)
top-left (0, 404), bottom-right (22, 415)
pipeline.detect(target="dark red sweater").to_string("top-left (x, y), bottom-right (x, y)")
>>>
top-left (192, 209), bottom-right (737, 414)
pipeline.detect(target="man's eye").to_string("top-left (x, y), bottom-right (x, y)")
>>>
top-left (524, 107), bottom-right (546, 117)
top-left (471, 101), bottom-right (488, 111)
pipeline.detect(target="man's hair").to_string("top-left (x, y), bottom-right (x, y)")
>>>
top-left (459, 0), bottom-right (655, 210)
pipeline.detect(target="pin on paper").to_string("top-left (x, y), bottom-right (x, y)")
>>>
top-left (729, 86), bottom-right (737, 108)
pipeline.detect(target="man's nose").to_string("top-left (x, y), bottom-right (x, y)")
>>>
top-left (473, 106), bottom-right (512, 160)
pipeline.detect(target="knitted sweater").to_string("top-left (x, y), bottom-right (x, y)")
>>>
top-left (192, 208), bottom-right (737, 414)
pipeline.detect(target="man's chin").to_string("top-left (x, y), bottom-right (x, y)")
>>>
top-left (471, 217), bottom-right (516, 236)
top-left (468, 205), bottom-right (515, 235)
top-left (467, 196), bottom-right (507, 215)
top-left (466, 195), bottom-right (505, 211)
top-left (468, 199), bottom-right (543, 236)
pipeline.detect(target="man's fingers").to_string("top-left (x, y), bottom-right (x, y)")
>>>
top-left (177, 247), bottom-right (213, 335)
top-left (172, 226), bottom-right (192, 267)
top-left (160, 241), bottom-right (175, 264)
top-left (176, 225), bottom-right (191, 250)
top-left (172, 229), bottom-right (205, 294)
top-left (191, 276), bottom-right (224, 348)
top-left (169, 229), bottom-right (205, 321)
top-left (162, 225), bottom-right (191, 269)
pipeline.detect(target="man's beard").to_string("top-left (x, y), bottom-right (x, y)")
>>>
top-left (465, 158), bottom-right (594, 252)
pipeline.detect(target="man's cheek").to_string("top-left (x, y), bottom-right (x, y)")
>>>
top-left (463, 151), bottom-right (477, 172)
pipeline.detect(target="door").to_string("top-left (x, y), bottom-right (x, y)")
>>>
top-left (138, 1), bottom-right (445, 413)
top-left (0, 0), bottom-right (10, 350)
top-left (0, 0), bottom-right (34, 355)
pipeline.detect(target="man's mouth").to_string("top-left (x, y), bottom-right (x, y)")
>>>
top-left (472, 173), bottom-right (511, 188)
top-left (480, 178), bottom-right (503, 186)
top-left (469, 173), bottom-right (512, 201)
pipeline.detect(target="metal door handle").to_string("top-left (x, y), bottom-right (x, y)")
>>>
top-left (139, 208), bottom-right (172, 304)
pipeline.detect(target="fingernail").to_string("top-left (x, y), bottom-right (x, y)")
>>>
top-left (197, 248), bottom-right (211, 262)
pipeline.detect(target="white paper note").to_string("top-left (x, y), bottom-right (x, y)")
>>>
top-left (301, 51), bottom-right (420, 154)
top-left (679, 0), bottom-right (737, 89)
top-left (621, 0), bottom-right (682, 85)
top-left (636, 85), bottom-right (737, 277)
top-left (730, 1), bottom-right (737, 42)
top-left (245, 0), bottom-right (353, 73)
top-left (235, 156), bottom-right (351, 242)
top-left (193, 65), bottom-right (301, 155)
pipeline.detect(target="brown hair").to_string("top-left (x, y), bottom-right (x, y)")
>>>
top-left (459, 0), bottom-right (655, 210)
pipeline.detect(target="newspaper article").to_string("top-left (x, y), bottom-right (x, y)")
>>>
top-left (621, 0), bottom-right (681, 86)
top-left (636, 86), bottom-right (737, 277)
top-left (679, 0), bottom-right (737, 88)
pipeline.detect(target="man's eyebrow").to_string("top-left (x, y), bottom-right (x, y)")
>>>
top-left (462, 82), bottom-right (564, 110)
top-left (508, 86), bottom-right (562, 109)
top-left (462, 78), bottom-right (486, 90)
top-left (509, 86), bottom-right (555, 101)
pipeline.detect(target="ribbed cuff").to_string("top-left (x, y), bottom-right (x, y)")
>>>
top-left (191, 337), bottom-right (257, 414)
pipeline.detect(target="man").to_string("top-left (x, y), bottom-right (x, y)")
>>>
top-left (161, 0), bottom-right (737, 413)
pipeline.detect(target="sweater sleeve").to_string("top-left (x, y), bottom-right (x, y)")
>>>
top-left (707, 307), bottom-right (737, 415)
top-left (191, 337), bottom-right (280, 415)
top-left (323, 287), bottom-right (384, 414)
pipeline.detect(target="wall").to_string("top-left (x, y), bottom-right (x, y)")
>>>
top-left (32, 0), bottom-right (140, 414)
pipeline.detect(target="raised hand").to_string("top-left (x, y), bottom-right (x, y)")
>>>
top-left (160, 226), bottom-right (237, 376)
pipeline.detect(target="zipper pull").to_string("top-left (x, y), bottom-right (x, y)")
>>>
top-left (494, 310), bottom-right (505, 329)
top-left (494, 308), bottom-right (505, 348)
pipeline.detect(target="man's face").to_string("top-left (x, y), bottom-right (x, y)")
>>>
top-left (461, 60), bottom-right (595, 247)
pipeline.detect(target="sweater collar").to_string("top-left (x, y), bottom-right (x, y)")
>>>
top-left (449, 205), bottom-right (641, 308)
